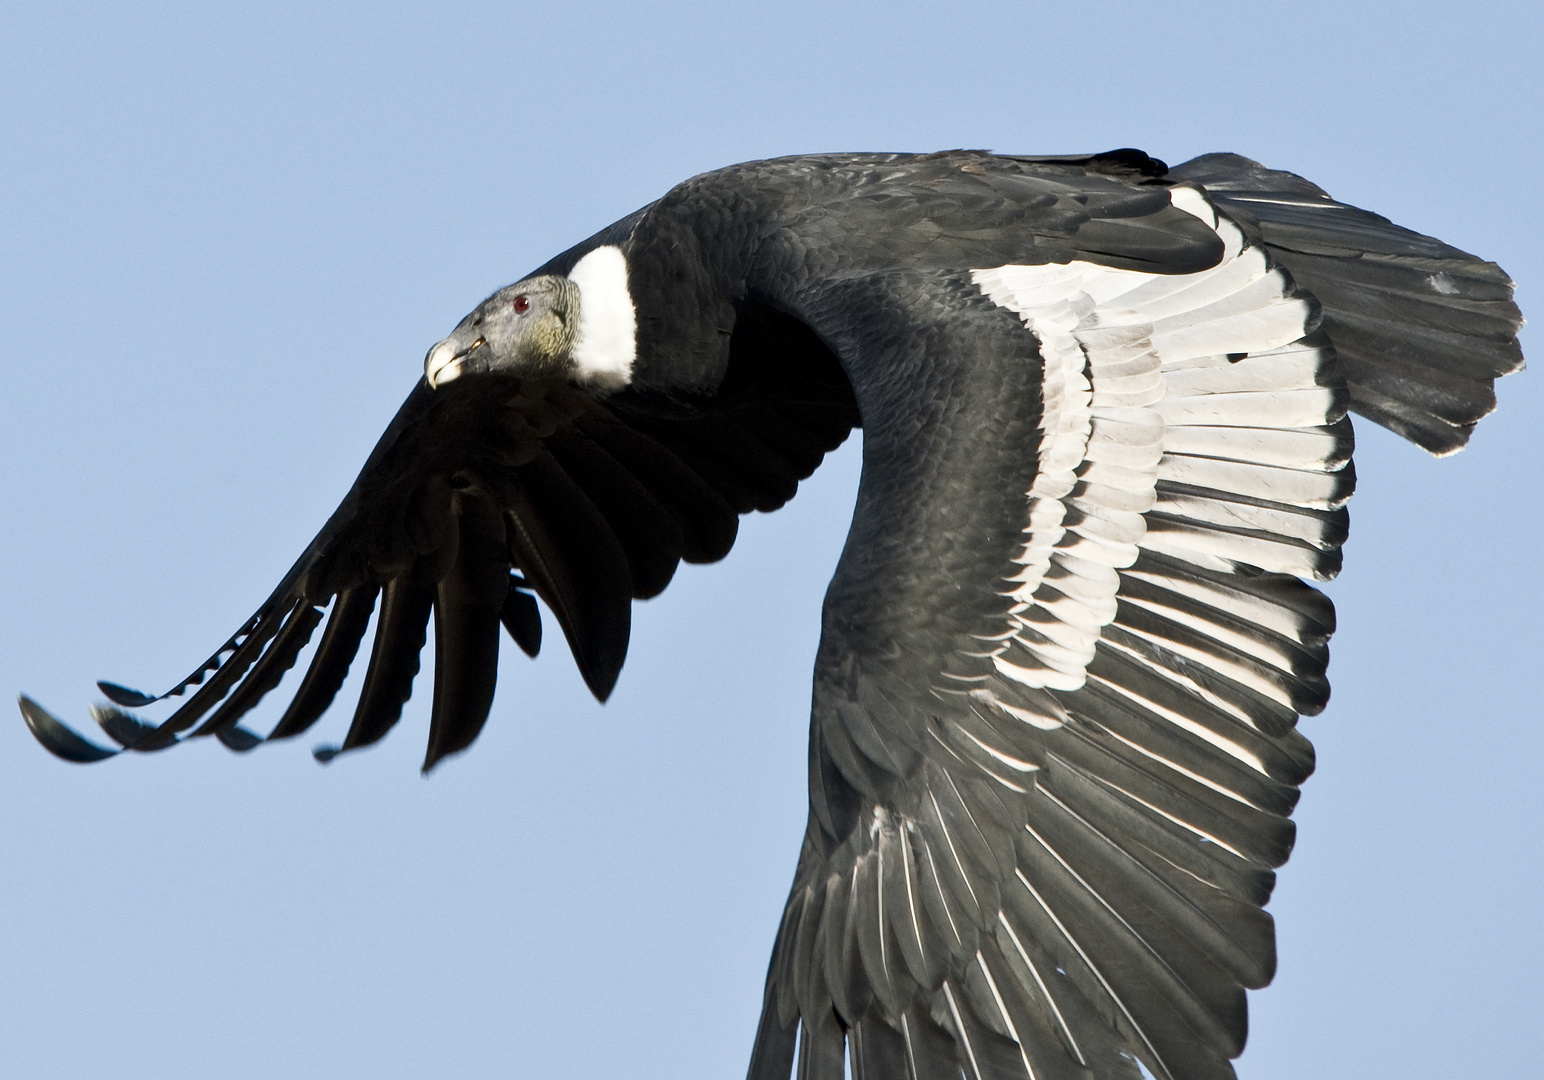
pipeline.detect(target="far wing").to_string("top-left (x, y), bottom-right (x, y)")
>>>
top-left (22, 306), bottom-right (859, 771)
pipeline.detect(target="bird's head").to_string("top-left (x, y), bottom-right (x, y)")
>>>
top-left (424, 275), bottom-right (579, 388)
top-left (424, 245), bottom-right (637, 392)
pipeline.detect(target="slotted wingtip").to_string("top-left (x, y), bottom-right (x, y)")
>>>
top-left (312, 743), bottom-right (341, 764)
top-left (18, 695), bottom-right (118, 763)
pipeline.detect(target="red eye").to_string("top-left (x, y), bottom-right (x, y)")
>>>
top-left (512, 295), bottom-right (530, 314)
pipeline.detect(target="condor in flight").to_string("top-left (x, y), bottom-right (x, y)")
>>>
top-left (21, 150), bottom-right (1523, 1080)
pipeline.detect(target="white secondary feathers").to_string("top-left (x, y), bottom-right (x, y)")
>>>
top-left (567, 244), bottom-right (638, 389)
top-left (971, 185), bottom-right (1336, 701)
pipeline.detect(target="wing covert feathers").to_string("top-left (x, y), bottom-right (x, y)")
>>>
top-left (973, 191), bottom-right (1344, 701)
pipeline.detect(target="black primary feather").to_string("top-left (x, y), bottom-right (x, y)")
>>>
top-left (268, 584), bottom-right (380, 740)
top-left (498, 575), bottom-right (543, 657)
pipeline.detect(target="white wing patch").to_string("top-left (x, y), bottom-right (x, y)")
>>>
top-left (784, 186), bottom-right (1363, 1080)
top-left (971, 186), bottom-right (1344, 705)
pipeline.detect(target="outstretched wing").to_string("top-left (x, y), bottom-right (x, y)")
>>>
top-left (21, 302), bottom-right (860, 771)
top-left (748, 176), bottom-right (1519, 1080)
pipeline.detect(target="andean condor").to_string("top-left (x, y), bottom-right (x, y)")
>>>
top-left (20, 149), bottom-right (1524, 1080)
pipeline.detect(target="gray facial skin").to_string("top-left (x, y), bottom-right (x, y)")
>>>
top-left (424, 275), bottom-right (579, 388)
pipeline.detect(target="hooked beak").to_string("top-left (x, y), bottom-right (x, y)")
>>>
top-left (425, 336), bottom-right (486, 389)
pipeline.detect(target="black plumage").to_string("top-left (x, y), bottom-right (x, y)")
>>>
top-left (1168, 154), bottom-right (1521, 454)
top-left (19, 149), bottom-right (1522, 1080)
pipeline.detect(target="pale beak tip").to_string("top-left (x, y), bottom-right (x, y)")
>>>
top-left (425, 341), bottom-right (464, 389)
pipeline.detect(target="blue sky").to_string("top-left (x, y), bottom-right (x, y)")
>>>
top-left (2, 2), bottom-right (1539, 1077)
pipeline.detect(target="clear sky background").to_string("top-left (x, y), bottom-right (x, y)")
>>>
top-left (2, 2), bottom-right (1539, 1078)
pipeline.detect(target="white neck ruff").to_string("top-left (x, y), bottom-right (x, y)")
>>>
top-left (567, 245), bottom-right (636, 389)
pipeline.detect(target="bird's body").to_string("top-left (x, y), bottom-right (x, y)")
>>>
top-left (22, 149), bottom-right (1522, 1080)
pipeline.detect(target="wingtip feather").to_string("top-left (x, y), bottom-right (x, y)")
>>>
top-left (18, 695), bottom-right (118, 763)
top-left (217, 725), bottom-right (263, 752)
top-left (97, 681), bottom-right (158, 708)
top-left (91, 704), bottom-right (163, 749)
